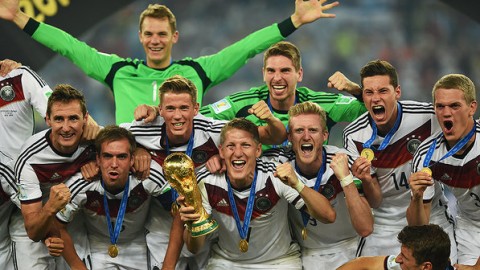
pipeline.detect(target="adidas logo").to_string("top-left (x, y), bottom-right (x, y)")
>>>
top-left (217, 198), bottom-right (229, 207)
top-left (440, 173), bottom-right (451, 181)
top-left (50, 172), bottom-right (62, 181)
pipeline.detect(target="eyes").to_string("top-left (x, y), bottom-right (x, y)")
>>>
top-left (53, 115), bottom-right (81, 123)
top-left (435, 103), bottom-right (461, 110)
top-left (101, 153), bottom-right (129, 160)
top-left (363, 88), bottom-right (389, 96)
top-left (293, 128), bottom-right (320, 134)
top-left (225, 143), bottom-right (252, 150)
top-left (164, 105), bottom-right (191, 112)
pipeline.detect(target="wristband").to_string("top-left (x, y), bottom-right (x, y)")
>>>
top-left (294, 181), bottom-right (305, 193)
top-left (340, 173), bottom-right (354, 188)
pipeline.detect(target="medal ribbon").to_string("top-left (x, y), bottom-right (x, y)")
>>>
top-left (165, 131), bottom-right (195, 202)
top-left (423, 119), bottom-right (476, 168)
top-left (102, 176), bottom-right (130, 246)
top-left (295, 148), bottom-right (327, 228)
top-left (267, 94), bottom-right (299, 148)
top-left (363, 103), bottom-right (402, 150)
top-left (226, 170), bottom-right (258, 241)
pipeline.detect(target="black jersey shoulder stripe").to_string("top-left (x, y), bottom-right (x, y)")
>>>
top-left (228, 89), bottom-right (268, 103)
top-left (0, 163), bottom-right (17, 192)
top-left (14, 138), bottom-right (49, 181)
top-left (129, 125), bottom-right (163, 136)
top-left (175, 60), bottom-right (212, 92)
top-left (343, 115), bottom-right (370, 138)
top-left (149, 167), bottom-right (168, 188)
top-left (104, 60), bottom-right (139, 91)
top-left (69, 180), bottom-right (94, 200)
top-left (19, 66), bottom-right (47, 87)
top-left (196, 168), bottom-right (211, 182)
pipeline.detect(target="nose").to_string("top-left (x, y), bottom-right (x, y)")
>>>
top-left (111, 157), bottom-right (118, 168)
top-left (233, 145), bottom-right (243, 157)
top-left (394, 254), bottom-right (402, 264)
top-left (273, 71), bottom-right (282, 81)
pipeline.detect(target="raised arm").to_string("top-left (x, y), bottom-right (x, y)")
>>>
top-left (0, 0), bottom-right (28, 28)
top-left (290, 0), bottom-right (339, 28)
top-left (351, 157), bottom-right (382, 208)
top-left (330, 153), bottom-right (373, 237)
top-left (406, 171), bottom-right (433, 225)
top-left (21, 183), bottom-right (70, 241)
top-left (249, 100), bottom-right (287, 145)
top-left (275, 162), bottom-right (336, 223)
top-left (55, 219), bottom-right (87, 270)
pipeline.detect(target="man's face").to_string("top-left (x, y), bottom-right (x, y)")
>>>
top-left (139, 16), bottom-right (179, 69)
top-left (46, 100), bottom-right (87, 154)
top-left (97, 139), bottom-right (134, 193)
top-left (288, 114), bottom-right (328, 169)
top-left (159, 92), bottom-right (199, 145)
top-left (219, 129), bottom-right (261, 187)
top-left (434, 88), bottom-right (477, 146)
top-left (362, 75), bottom-right (401, 131)
top-left (395, 245), bottom-right (429, 270)
top-left (263, 55), bottom-right (303, 106)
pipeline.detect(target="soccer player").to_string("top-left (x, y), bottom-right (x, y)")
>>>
top-left (407, 74), bottom-right (480, 268)
top-left (0, 0), bottom-right (339, 123)
top-left (342, 60), bottom-right (455, 259)
top-left (14, 84), bottom-right (96, 269)
top-left (262, 101), bottom-right (374, 269)
top-left (55, 125), bottom-right (174, 270)
top-left (127, 75), bottom-right (286, 270)
top-left (178, 118), bottom-right (336, 269)
top-left (199, 41), bottom-right (367, 150)
top-left (337, 224), bottom-right (453, 270)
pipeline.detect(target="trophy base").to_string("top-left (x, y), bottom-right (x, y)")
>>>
top-left (191, 217), bottom-right (219, 237)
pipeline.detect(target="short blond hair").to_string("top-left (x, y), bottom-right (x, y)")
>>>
top-left (288, 101), bottom-right (327, 131)
top-left (432, 74), bottom-right (476, 104)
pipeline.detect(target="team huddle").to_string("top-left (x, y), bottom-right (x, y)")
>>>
top-left (0, 0), bottom-right (479, 270)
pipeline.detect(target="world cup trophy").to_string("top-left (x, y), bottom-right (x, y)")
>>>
top-left (163, 152), bottom-right (218, 237)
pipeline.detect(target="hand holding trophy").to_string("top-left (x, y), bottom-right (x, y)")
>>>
top-left (163, 152), bottom-right (218, 237)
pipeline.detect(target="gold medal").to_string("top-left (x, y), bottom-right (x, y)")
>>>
top-left (108, 244), bottom-right (118, 258)
top-left (239, 239), bottom-right (249, 253)
top-left (171, 202), bottom-right (179, 216)
top-left (361, 148), bottom-right (375, 162)
top-left (301, 227), bottom-right (308, 240)
top-left (421, 167), bottom-right (432, 176)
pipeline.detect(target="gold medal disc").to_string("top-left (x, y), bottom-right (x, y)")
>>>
top-left (108, 244), bottom-right (118, 258)
top-left (361, 148), bottom-right (375, 162)
top-left (301, 228), bottom-right (308, 240)
top-left (239, 239), bottom-right (249, 253)
top-left (421, 167), bottom-right (432, 176)
top-left (171, 202), bottom-right (179, 216)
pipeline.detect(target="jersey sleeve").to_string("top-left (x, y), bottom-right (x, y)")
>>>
top-left (199, 96), bottom-right (241, 120)
top-left (26, 19), bottom-right (124, 85)
top-left (0, 162), bottom-right (20, 208)
top-left (195, 23), bottom-right (284, 93)
top-left (20, 66), bottom-right (52, 118)
top-left (327, 95), bottom-right (367, 124)
top-left (17, 164), bottom-right (42, 202)
top-left (143, 160), bottom-right (170, 197)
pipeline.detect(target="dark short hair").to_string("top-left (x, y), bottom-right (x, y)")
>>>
top-left (95, 125), bottom-right (136, 156)
top-left (220, 118), bottom-right (259, 145)
top-left (397, 224), bottom-right (450, 270)
top-left (360, 60), bottom-right (399, 89)
top-left (46, 84), bottom-right (87, 117)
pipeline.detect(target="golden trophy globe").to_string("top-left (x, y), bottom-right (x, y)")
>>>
top-left (163, 152), bottom-right (218, 237)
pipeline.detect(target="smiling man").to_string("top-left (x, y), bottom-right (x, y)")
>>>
top-left (0, 0), bottom-right (339, 123)
top-left (407, 74), bottom-right (480, 268)
top-left (342, 60), bottom-right (456, 260)
top-left (14, 84), bottom-right (96, 269)
top-left (179, 118), bottom-right (335, 269)
top-left (200, 41), bottom-right (366, 150)
top-left (126, 75), bottom-right (286, 270)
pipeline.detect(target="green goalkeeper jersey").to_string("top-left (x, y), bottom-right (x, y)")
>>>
top-left (24, 18), bottom-right (296, 123)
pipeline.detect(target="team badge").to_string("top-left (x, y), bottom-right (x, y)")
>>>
top-left (320, 183), bottom-right (335, 199)
top-left (192, 150), bottom-right (208, 164)
top-left (0, 84), bottom-right (15, 101)
top-left (254, 196), bottom-right (271, 212)
top-left (128, 194), bottom-right (142, 210)
top-left (407, 139), bottom-right (421, 154)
